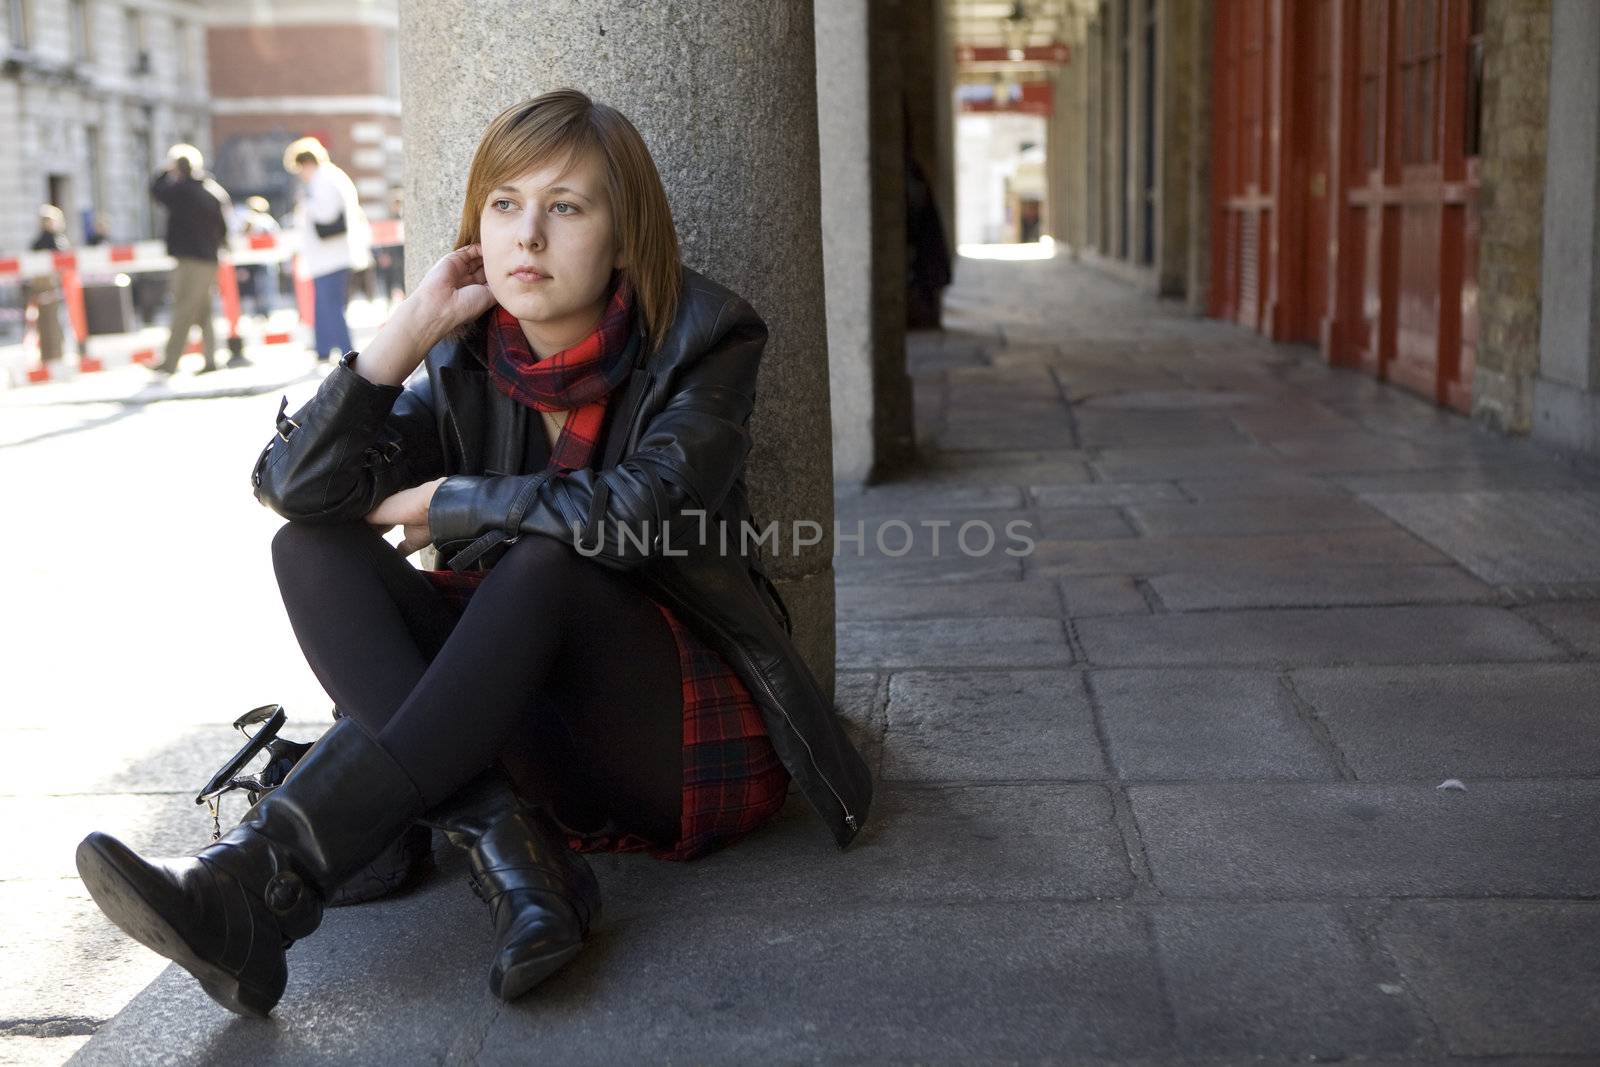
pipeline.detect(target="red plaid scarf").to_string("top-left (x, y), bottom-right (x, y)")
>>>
top-left (485, 273), bottom-right (636, 471)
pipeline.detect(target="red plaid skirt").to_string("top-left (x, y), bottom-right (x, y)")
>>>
top-left (423, 569), bottom-right (791, 862)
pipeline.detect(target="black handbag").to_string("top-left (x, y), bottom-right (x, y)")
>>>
top-left (313, 211), bottom-right (348, 239)
top-left (196, 704), bottom-right (431, 905)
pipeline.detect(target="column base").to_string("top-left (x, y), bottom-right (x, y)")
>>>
top-left (1532, 375), bottom-right (1600, 457)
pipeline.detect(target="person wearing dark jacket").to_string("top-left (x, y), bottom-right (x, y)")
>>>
top-left (75, 90), bottom-right (872, 1019)
top-left (149, 144), bottom-right (232, 374)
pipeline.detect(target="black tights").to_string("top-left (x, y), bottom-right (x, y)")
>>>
top-left (271, 523), bottom-right (684, 844)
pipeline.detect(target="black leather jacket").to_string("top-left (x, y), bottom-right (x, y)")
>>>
top-left (251, 266), bottom-right (871, 849)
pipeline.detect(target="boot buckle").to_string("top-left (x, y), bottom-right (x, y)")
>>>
top-left (264, 871), bottom-right (306, 915)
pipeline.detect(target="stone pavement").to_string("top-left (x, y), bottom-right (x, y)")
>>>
top-left (58, 253), bottom-right (1600, 1064)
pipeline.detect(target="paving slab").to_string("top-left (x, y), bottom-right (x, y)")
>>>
top-left (1059, 575), bottom-right (1150, 616)
top-left (1152, 903), bottom-right (1422, 1058)
top-left (1029, 481), bottom-right (1187, 508)
top-left (0, 879), bottom-right (167, 1023)
top-left (2, 793), bottom-right (208, 882)
top-left (1090, 670), bottom-right (1337, 780)
top-left (1072, 410), bottom-right (1249, 448)
top-left (1090, 445), bottom-right (1293, 482)
top-left (1129, 782), bottom-right (1600, 897)
top-left (1174, 474), bottom-right (1346, 501)
top-left (833, 580), bottom-right (1060, 621)
top-left (1291, 663), bottom-right (1600, 779)
top-left (1075, 605), bottom-right (1564, 667)
top-left (1026, 527), bottom-right (1451, 578)
top-left (830, 510), bottom-right (1034, 558)
top-left (889, 449), bottom-right (1095, 488)
top-left (479, 903), bottom-right (1173, 1065)
top-left (934, 422), bottom-right (1085, 452)
top-left (615, 784), bottom-right (1133, 908)
top-left (883, 670), bottom-right (1105, 781)
top-left (1381, 901), bottom-right (1600, 1056)
top-left (832, 670), bottom-right (886, 778)
top-left (1125, 497), bottom-right (1392, 537)
top-left (1360, 490), bottom-right (1600, 584)
top-left (1148, 563), bottom-right (1493, 611)
top-left (1033, 507), bottom-right (1138, 540)
top-left (1517, 599), bottom-right (1600, 656)
top-left (1334, 465), bottom-right (1597, 493)
top-left (832, 550), bottom-right (1024, 584)
top-left (833, 483), bottom-right (1024, 515)
top-left (836, 616), bottom-right (1071, 669)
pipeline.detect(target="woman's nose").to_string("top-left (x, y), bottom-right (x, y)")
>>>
top-left (517, 211), bottom-right (544, 251)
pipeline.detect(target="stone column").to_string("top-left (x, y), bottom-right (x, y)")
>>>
top-left (399, 0), bottom-right (839, 694)
top-left (1185, 0), bottom-right (1213, 315)
top-left (816, 0), bottom-right (914, 486)
top-left (1532, 0), bottom-right (1600, 455)
top-left (1156, 0), bottom-right (1193, 297)
top-left (902, 0), bottom-right (956, 250)
top-left (1475, 0), bottom-right (1551, 433)
top-left (1046, 71), bottom-right (1069, 242)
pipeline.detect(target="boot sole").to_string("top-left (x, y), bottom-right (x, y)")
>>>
top-left (75, 833), bottom-right (280, 1018)
top-left (490, 940), bottom-right (585, 1001)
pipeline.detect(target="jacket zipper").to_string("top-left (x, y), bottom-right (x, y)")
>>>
top-left (660, 584), bottom-right (858, 833)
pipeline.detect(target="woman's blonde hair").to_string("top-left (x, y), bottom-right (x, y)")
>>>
top-left (455, 90), bottom-right (681, 352)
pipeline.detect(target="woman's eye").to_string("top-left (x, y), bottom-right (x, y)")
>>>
top-left (551, 202), bottom-right (576, 216)
top-left (492, 198), bottom-right (515, 212)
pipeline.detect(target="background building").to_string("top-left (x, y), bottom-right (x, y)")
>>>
top-left (206, 0), bottom-right (402, 222)
top-left (0, 0), bottom-right (401, 251)
top-left (0, 0), bottom-right (210, 246)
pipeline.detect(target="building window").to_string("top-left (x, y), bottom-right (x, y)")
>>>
top-left (1463, 0), bottom-right (1484, 158)
top-left (1397, 0), bottom-right (1442, 165)
top-left (126, 7), bottom-right (148, 74)
top-left (9, 0), bottom-right (30, 49)
top-left (385, 28), bottom-right (400, 97)
top-left (86, 124), bottom-right (105, 216)
top-left (69, 0), bottom-right (90, 61)
top-left (1358, 0), bottom-right (1382, 172)
top-left (175, 18), bottom-right (195, 85)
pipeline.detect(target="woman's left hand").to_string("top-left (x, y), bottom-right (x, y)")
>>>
top-left (367, 478), bottom-right (447, 551)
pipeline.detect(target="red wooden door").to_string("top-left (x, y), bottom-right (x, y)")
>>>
top-left (1211, 0), bottom-right (1274, 332)
top-left (1211, 0), bottom-right (1339, 346)
top-left (1293, 0), bottom-right (1334, 341)
top-left (1319, 0), bottom-right (1481, 409)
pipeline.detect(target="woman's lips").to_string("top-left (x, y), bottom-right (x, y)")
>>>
top-left (510, 268), bottom-right (548, 282)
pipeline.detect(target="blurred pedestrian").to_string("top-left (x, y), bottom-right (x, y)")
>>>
top-left (24, 205), bottom-right (69, 365)
top-left (374, 188), bottom-right (406, 306)
top-left (238, 195), bottom-right (280, 318)
top-left (284, 137), bottom-right (372, 362)
top-left (84, 212), bottom-right (110, 246)
top-left (149, 144), bottom-right (233, 374)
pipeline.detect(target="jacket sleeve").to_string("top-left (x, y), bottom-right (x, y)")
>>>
top-left (149, 170), bottom-right (175, 206)
top-left (428, 295), bottom-right (766, 571)
top-left (251, 353), bottom-right (446, 523)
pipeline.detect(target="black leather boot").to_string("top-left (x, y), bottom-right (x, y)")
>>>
top-left (422, 772), bottom-right (602, 1000)
top-left (75, 720), bottom-right (424, 1017)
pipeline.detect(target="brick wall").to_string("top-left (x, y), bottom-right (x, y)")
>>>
top-left (208, 25), bottom-right (392, 98)
top-left (1474, 0), bottom-right (1553, 434)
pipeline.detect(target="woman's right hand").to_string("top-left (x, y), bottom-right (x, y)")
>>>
top-left (401, 244), bottom-right (496, 346)
top-left (351, 245), bottom-right (496, 387)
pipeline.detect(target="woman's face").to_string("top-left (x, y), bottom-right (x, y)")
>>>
top-left (479, 149), bottom-right (623, 356)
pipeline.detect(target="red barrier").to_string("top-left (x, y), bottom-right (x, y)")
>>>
top-left (293, 256), bottom-right (315, 331)
top-left (217, 259), bottom-right (242, 340)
